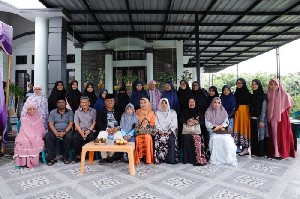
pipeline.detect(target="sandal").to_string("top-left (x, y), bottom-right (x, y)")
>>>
top-left (47, 159), bottom-right (57, 166)
top-left (63, 159), bottom-right (70, 164)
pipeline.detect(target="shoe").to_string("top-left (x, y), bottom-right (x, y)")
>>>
top-left (123, 153), bottom-right (128, 162)
top-left (75, 157), bottom-right (81, 163)
top-left (47, 159), bottom-right (57, 166)
top-left (238, 152), bottom-right (250, 156)
top-left (63, 159), bottom-right (70, 164)
top-left (98, 159), bottom-right (106, 164)
top-left (106, 158), bottom-right (113, 163)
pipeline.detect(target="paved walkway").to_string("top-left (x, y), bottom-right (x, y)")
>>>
top-left (0, 140), bottom-right (299, 199)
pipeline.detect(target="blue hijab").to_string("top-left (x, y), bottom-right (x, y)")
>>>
top-left (120, 103), bottom-right (138, 132)
top-left (220, 85), bottom-right (236, 118)
top-left (93, 89), bottom-right (107, 111)
top-left (162, 81), bottom-right (180, 114)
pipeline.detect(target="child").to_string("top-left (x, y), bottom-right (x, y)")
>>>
top-left (120, 103), bottom-right (138, 142)
top-left (120, 103), bottom-right (138, 161)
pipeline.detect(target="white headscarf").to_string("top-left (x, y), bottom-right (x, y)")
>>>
top-left (155, 98), bottom-right (178, 136)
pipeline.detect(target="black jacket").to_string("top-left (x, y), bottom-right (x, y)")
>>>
top-left (96, 107), bottom-right (123, 132)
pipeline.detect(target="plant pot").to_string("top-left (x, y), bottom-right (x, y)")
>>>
top-left (83, 82), bottom-right (87, 88)
top-left (144, 85), bottom-right (149, 90)
top-left (98, 83), bottom-right (105, 89)
top-left (114, 85), bottom-right (121, 91)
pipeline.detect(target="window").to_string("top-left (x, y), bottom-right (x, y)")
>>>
top-left (32, 55), bottom-right (34, 64)
top-left (67, 54), bottom-right (75, 63)
top-left (16, 55), bottom-right (27, 65)
top-left (112, 51), bottom-right (146, 60)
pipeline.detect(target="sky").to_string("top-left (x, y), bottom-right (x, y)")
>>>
top-left (216, 38), bottom-right (300, 75)
top-left (1, 0), bottom-right (45, 9)
top-left (2, 0), bottom-right (300, 76)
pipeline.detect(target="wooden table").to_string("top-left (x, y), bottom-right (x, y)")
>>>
top-left (80, 142), bottom-right (135, 175)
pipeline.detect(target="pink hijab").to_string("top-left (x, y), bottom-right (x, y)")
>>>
top-left (267, 78), bottom-right (294, 122)
top-left (21, 103), bottom-right (45, 136)
top-left (205, 97), bottom-right (228, 125)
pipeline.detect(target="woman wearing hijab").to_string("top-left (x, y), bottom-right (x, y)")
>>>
top-left (120, 103), bottom-right (138, 143)
top-left (220, 85), bottom-right (236, 132)
top-left (250, 79), bottom-right (269, 157)
top-left (48, 81), bottom-right (66, 112)
top-left (233, 78), bottom-right (251, 156)
top-left (21, 84), bottom-right (48, 129)
top-left (205, 97), bottom-right (237, 166)
top-left (154, 98), bottom-right (179, 164)
top-left (206, 86), bottom-right (219, 110)
top-left (130, 80), bottom-right (149, 109)
top-left (192, 81), bottom-right (207, 114)
top-left (180, 97), bottom-right (208, 166)
top-left (177, 80), bottom-right (193, 113)
top-left (14, 103), bottom-right (45, 168)
top-left (93, 88), bottom-right (107, 111)
top-left (66, 80), bottom-right (82, 112)
top-left (147, 80), bottom-right (162, 111)
top-left (115, 86), bottom-right (129, 112)
top-left (161, 81), bottom-right (180, 114)
top-left (135, 98), bottom-right (156, 164)
top-left (82, 83), bottom-right (97, 108)
top-left (267, 78), bottom-right (295, 159)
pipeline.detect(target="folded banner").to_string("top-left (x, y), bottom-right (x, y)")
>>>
top-left (0, 21), bottom-right (13, 56)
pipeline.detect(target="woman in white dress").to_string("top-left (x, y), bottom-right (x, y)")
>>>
top-left (205, 97), bottom-right (237, 166)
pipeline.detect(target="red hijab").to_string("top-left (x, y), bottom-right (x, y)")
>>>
top-left (267, 78), bottom-right (294, 122)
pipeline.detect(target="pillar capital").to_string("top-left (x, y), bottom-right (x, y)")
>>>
top-left (74, 43), bottom-right (83, 48)
top-left (104, 49), bottom-right (114, 55)
top-left (145, 47), bottom-right (153, 54)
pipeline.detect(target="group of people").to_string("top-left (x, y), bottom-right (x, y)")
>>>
top-left (13, 77), bottom-right (296, 168)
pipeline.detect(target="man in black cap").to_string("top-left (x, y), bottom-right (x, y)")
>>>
top-left (96, 93), bottom-right (123, 163)
top-left (45, 96), bottom-right (74, 165)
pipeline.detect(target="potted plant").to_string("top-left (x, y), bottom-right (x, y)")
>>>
top-left (9, 83), bottom-right (25, 118)
top-left (83, 71), bottom-right (94, 88)
top-left (158, 71), bottom-right (176, 89)
top-left (180, 70), bottom-right (193, 82)
top-left (122, 75), bottom-right (138, 90)
top-left (98, 67), bottom-right (105, 89)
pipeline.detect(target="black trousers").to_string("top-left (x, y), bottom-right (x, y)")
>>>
top-left (44, 131), bottom-right (73, 160)
top-left (72, 131), bottom-right (97, 157)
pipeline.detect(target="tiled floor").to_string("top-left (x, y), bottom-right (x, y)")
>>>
top-left (0, 141), bottom-right (300, 199)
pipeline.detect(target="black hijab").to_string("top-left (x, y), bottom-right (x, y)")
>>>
top-left (234, 78), bottom-right (251, 106)
top-left (129, 80), bottom-right (149, 109)
top-left (48, 81), bottom-right (66, 112)
top-left (192, 81), bottom-right (207, 114)
top-left (82, 83), bottom-right (97, 108)
top-left (116, 86), bottom-right (129, 112)
top-left (180, 96), bottom-right (204, 125)
top-left (250, 79), bottom-right (266, 117)
top-left (66, 80), bottom-right (82, 112)
top-left (206, 86), bottom-right (219, 109)
top-left (177, 80), bottom-right (193, 112)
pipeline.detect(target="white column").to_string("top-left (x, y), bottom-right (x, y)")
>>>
top-left (74, 45), bottom-right (82, 91)
top-left (176, 40), bottom-right (184, 87)
top-left (146, 48), bottom-right (153, 83)
top-left (0, 52), bottom-right (8, 81)
top-left (34, 17), bottom-right (49, 96)
top-left (105, 50), bottom-right (113, 93)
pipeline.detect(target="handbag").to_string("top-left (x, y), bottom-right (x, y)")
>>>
top-left (182, 123), bottom-right (201, 134)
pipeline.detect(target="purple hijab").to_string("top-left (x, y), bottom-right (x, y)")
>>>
top-left (0, 72), bottom-right (7, 147)
top-left (205, 97), bottom-right (228, 125)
